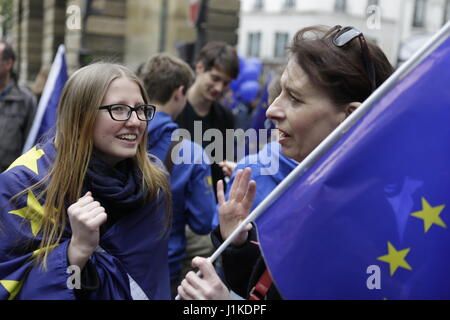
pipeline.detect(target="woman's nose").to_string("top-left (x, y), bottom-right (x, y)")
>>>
top-left (126, 111), bottom-right (141, 126)
top-left (266, 97), bottom-right (284, 120)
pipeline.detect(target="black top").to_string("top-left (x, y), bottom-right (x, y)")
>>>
top-left (211, 226), bottom-right (282, 300)
top-left (175, 101), bottom-right (235, 197)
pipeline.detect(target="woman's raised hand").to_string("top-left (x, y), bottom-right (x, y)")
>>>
top-left (67, 191), bottom-right (107, 269)
top-left (217, 168), bottom-right (256, 246)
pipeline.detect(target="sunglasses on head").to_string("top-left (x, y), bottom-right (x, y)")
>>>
top-left (332, 26), bottom-right (376, 93)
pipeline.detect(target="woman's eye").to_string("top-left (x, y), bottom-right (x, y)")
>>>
top-left (289, 94), bottom-right (302, 103)
top-left (112, 106), bottom-right (126, 112)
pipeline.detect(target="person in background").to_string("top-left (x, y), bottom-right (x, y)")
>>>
top-left (211, 69), bottom-right (298, 229)
top-left (0, 62), bottom-right (172, 300)
top-left (178, 25), bottom-right (394, 300)
top-left (0, 41), bottom-right (37, 172)
top-left (175, 41), bottom-right (239, 277)
top-left (175, 41), bottom-right (238, 196)
top-left (140, 53), bottom-right (217, 298)
top-left (32, 65), bottom-right (50, 104)
top-left (218, 65), bottom-right (286, 179)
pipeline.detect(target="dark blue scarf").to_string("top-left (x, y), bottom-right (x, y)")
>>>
top-left (84, 156), bottom-right (146, 231)
top-left (0, 142), bottom-right (170, 300)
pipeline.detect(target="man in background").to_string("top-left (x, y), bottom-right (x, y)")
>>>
top-left (141, 53), bottom-right (217, 297)
top-left (175, 41), bottom-right (239, 196)
top-left (0, 41), bottom-right (36, 172)
top-left (175, 41), bottom-right (239, 283)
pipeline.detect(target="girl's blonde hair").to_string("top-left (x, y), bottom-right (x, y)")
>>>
top-left (29, 62), bottom-right (171, 267)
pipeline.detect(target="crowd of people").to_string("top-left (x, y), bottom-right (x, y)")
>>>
top-left (0, 24), bottom-right (394, 300)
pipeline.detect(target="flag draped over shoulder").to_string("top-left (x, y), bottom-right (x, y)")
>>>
top-left (22, 45), bottom-right (68, 153)
top-left (0, 141), bottom-right (170, 300)
top-left (255, 33), bottom-right (450, 299)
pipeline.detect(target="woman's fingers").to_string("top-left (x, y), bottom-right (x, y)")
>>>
top-left (76, 201), bottom-right (104, 222)
top-left (229, 168), bottom-right (253, 202)
top-left (68, 193), bottom-right (107, 232)
top-left (80, 200), bottom-right (101, 213)
top-left (192, 257), bottom-right (216, 281)
top-left (243, 180), bottom-right (257, 211)
top-left (235, 168), bottom-right (251, 202)
top-left (244, 222), bottom-right (253, 232)
top-left (86, 211), bottom-right (107, 229)
top-left (178, 283), bottom-right (195, 300)
top-left (185, 271), bottom-right (202, 290)
top-left (228, 169), bottom-right (242, 200)
top-left (71, 194), bottom-right (94, 210)
top-left (180, 275), bottom-right (203, 300)
top-left (189, 257), bottom-right (231, 300)
top-left (216, 180), bottom-right (225, 206)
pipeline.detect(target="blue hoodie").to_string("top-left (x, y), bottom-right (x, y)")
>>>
top-left (213, 142), bottom-right (298, 227)
top-left (148, 112), bottom-right (216, 282)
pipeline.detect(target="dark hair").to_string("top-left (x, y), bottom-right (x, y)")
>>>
top-left (0, 41), bottom-right (17, 82)
top-left (268, 65), bottom-right (285, 105)
top-left (196, 41), bottom-right (239, 79)
top-left (290, 25), bottom-right (394, 105)
top-left (141, 53), bottom-right (194, 105)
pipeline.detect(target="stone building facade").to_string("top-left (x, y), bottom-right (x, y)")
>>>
top-left (239, 0), bottom-right (450, 66)
top-left (10, 0), bottom-right (240, 84)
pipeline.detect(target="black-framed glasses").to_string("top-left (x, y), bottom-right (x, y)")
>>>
top-left (332, 26), bottom-right (376, 93)
top-left (98, 104), bottom-right (156, 122)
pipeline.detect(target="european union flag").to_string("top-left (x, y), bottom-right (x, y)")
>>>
top-left (22, 45), bottom-right (68, 153)
top-left (256, 27), bottom-right (450, 299)
top-left (1, 141), bottom-right (170, 299)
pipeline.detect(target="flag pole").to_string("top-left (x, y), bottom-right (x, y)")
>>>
top-left (22, 45), bottom-right (66, 153)
top-left (209, 21), bottom-right (450, 264)
top-left (175, 22), bottom-right (449, 299)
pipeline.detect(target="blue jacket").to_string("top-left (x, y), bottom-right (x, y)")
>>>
top-left (213, 142), bottom-right (298, 227)
top-left (148, 112), bottom-right (216, 281)
top-left (0, 142), bottom-right (170, 300)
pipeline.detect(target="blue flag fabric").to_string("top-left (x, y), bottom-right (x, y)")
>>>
top-left (0, 141), bottom-right (170, 300)
top-left (22, 45), bottom-right (68, 153)
top-left (256, 35), bottom-right (450, 299)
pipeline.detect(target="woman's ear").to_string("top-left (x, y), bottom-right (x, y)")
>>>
top-left (345, 102), bottom-right (362, 118)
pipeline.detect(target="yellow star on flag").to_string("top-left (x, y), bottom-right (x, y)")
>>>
top-left (6, 146), bottom-right (45, 175)
top-left (9, 190), bottom-right (44, 236)
top-left (0, 280), bottom-right (23, 300)
top-left (377, 241), bottom-right (412, 276)
top-left (205, 176), bottom-right (213, 187)
top-left (30, 244), bottom-right (58, 260)
top-left (411, 197), bottom-right (446, 233)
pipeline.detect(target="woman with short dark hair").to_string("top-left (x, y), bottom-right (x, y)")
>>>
top-left (178, 25), bottom-right (394, 300)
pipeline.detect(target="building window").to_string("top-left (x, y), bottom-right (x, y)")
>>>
top-left (335, 0), bottom-right (347, 13)
top-left (254, 0), bottom-right (264, 11)
top-left (444, 0), bottom-right (450, 25)
top-left (283, 0), bottom-right (296, 10)
top-left (274, 32), bottom-right (289, 59)
top-left (247, 32), bottom-right (261, 57)
top-left (413, 0), bottom-right (426, 28)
